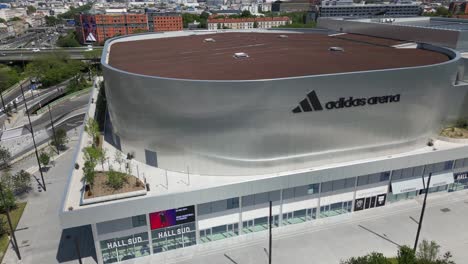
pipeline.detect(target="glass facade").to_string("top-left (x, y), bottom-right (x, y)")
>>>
top-left (242, 215), bottom-right (279, 234)
top-left (282, 208), bottom-right (316, 226)
top-left (319, 201), bottom-right (352, 218)
top-left (100, 232), bottom-right (150, 264)
top-left (151, 222), bottom-right (196, 253)
top-left (200, 222), bottom-right (239, 243)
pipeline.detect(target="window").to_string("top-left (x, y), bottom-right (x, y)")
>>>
top-left (307, 183), bottom-right (320, 194)
top-left (321, 177), bottom-right (356, 193)
top-left (227, 198), bottom-right (239, 209)
top-left (132, 215), bottom-right (147, 227)
top-left (197, 197), bottom-right (239, 215)
top-left (242, 190), bottom-right (280, 207)
top-left (357, 172), bottom-right (389, 186)
top-left (424, 161), bottom-right (454, 175)
top-left (454, 158), bottom-right (468, 169)
top-left (321, 181), bottom-right (333, 193)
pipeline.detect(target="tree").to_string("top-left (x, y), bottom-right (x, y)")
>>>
top-left (253, 21), bottom-right (258, 28)
top-left (85, 118), bottom-right (100, 146)
top-left (83, 146), bottom-right (103, 165)
top-left (0, 18), bottom-right (5, 23)
top-left (0, 146), bottom-right (11, 168)
top-left (56, 30), bottom-right (80, 47)
top-left (0, 65), bottom-right (20, 93)
top-left (99, 148), bottom-right (107, 170)
top-left (12, 170), bottom-right (31, 194)
top-left (83, 160), bottom-right (96, 188)
top-left (1, 170), bottom-right (13, 190)
top-left (0, 218), bottom-right (6, 236)
top-left (397, 245), bottom-right (417, 264)
top-left (39, 152), bottom-right (50, 168)
top-left (58, 4), bottom-right (92, 20)
top-left (27, 6), bottom-right (36, 15)
top-left (8, 17), bottom-right (22, 22)
top-left (114, 151), bottom-right (124, 171)
top-left (0, 187), bottom-right (16, 213)
top-left (340, 252), bottom-right (391, 264)
top-left (52, 128), bottom-right (69, 150)
top-left (25, 52), bottom-right (85, 88)
top-left (45, 16), bottom-right (61, 27)
top-left (84, 49), bottom-right (102, 78)
top-left (417, 240), bottom-right (440, 263)
top-left (240, 10), bottom-right (253, 18)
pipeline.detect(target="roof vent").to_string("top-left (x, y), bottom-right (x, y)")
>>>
top-left (329, 46), bottom-right (344, 52)
top-left (279, 34), bottom-right (288, 38)
top-left (204, 38), bottom-right (216, 42)
top-left (233, 52), bottom-right (249, 59)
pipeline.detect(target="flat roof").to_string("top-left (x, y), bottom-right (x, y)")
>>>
top-left (108, 32), bottom-right (450, 80)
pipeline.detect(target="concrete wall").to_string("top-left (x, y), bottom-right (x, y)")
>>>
top-left (101, 32), bottom-right (462, 176)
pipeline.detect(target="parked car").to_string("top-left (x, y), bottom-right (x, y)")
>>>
top-left (32, 48), bottom-right (40, 52)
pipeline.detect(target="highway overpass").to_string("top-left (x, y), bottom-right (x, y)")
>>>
top-left (0, 47), bottom-right (103, 62)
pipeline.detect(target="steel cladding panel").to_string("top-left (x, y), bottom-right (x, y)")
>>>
top-left (102, 45), bottom-right (459, 176)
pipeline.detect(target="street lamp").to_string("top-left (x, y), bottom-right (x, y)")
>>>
top-left (47, 104), bottom-right (59, 154)
top-left (20, 80), bottom-right (46, 191)
top-left (413, 172), bottom-right (432, 251)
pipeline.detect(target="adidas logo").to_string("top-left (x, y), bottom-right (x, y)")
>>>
top-left (292, 91), bottom-right (323, 113)
top-left (292, 90), bottom-right (401, 114)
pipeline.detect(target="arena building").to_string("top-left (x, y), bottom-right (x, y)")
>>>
top-left (60, 30), bottom-right (468, 264)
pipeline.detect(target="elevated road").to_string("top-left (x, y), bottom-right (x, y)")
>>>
top-left (0, 47), bottom-right (103, 61)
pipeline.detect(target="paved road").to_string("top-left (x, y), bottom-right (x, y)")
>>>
top-left (0, 48), bottom-right (102, 61)
top-left (31, 91), bottom-right (90, 130)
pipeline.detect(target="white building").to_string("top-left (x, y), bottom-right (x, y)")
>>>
top-left (0, 8), bottom-right (26, 21)
top-left (207, 16), bottom-right (290, 30)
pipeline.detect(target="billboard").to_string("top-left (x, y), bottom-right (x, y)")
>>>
top-left (149, 205), bottom-right (195, 230)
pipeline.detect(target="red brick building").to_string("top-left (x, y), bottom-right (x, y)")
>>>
top-left (147, 12), bottom-right (183, 32)
top-left (75, 12), bottom-right (182, 45)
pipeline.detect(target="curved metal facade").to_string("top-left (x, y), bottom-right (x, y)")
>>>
top-left (102, 33), bottom-right (462, 176)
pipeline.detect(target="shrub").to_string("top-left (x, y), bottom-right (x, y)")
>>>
top-left (455, 118), bottom-right (467, 129)
top-left (107, 170), bottom-right (127, 190)
top-left (397, 245), bottom-right (416, 264)
top-left (13, 170), bottom-right (31, 194)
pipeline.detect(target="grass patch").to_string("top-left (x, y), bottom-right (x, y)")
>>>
top-left (388, 258), bottom-right (398, 264)
top-left (0, 202), bottom-right (27, 261)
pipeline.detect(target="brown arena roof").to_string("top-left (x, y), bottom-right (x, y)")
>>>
top-left (108, 32), bottom-right (450, 80)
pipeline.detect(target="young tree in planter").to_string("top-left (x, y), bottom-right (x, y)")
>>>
top-left (13, 170), bottom-right (31, 194)
top-left (83, 160), bottom-right (96, 192)
top-left (0, 146), bottom-right (11, 168)
top-left (85, 118), bottom-right (100, 147)
top-left (52, 128), bottom-right (69, 151)
top-left (39, 152), bottom-right (50, 170)
top-left (114, 151), bottom-right (124, 171)
top-left (99, 148), bottom-right (107, 170)
top-left (83, 146), bottom-right (103, 165)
